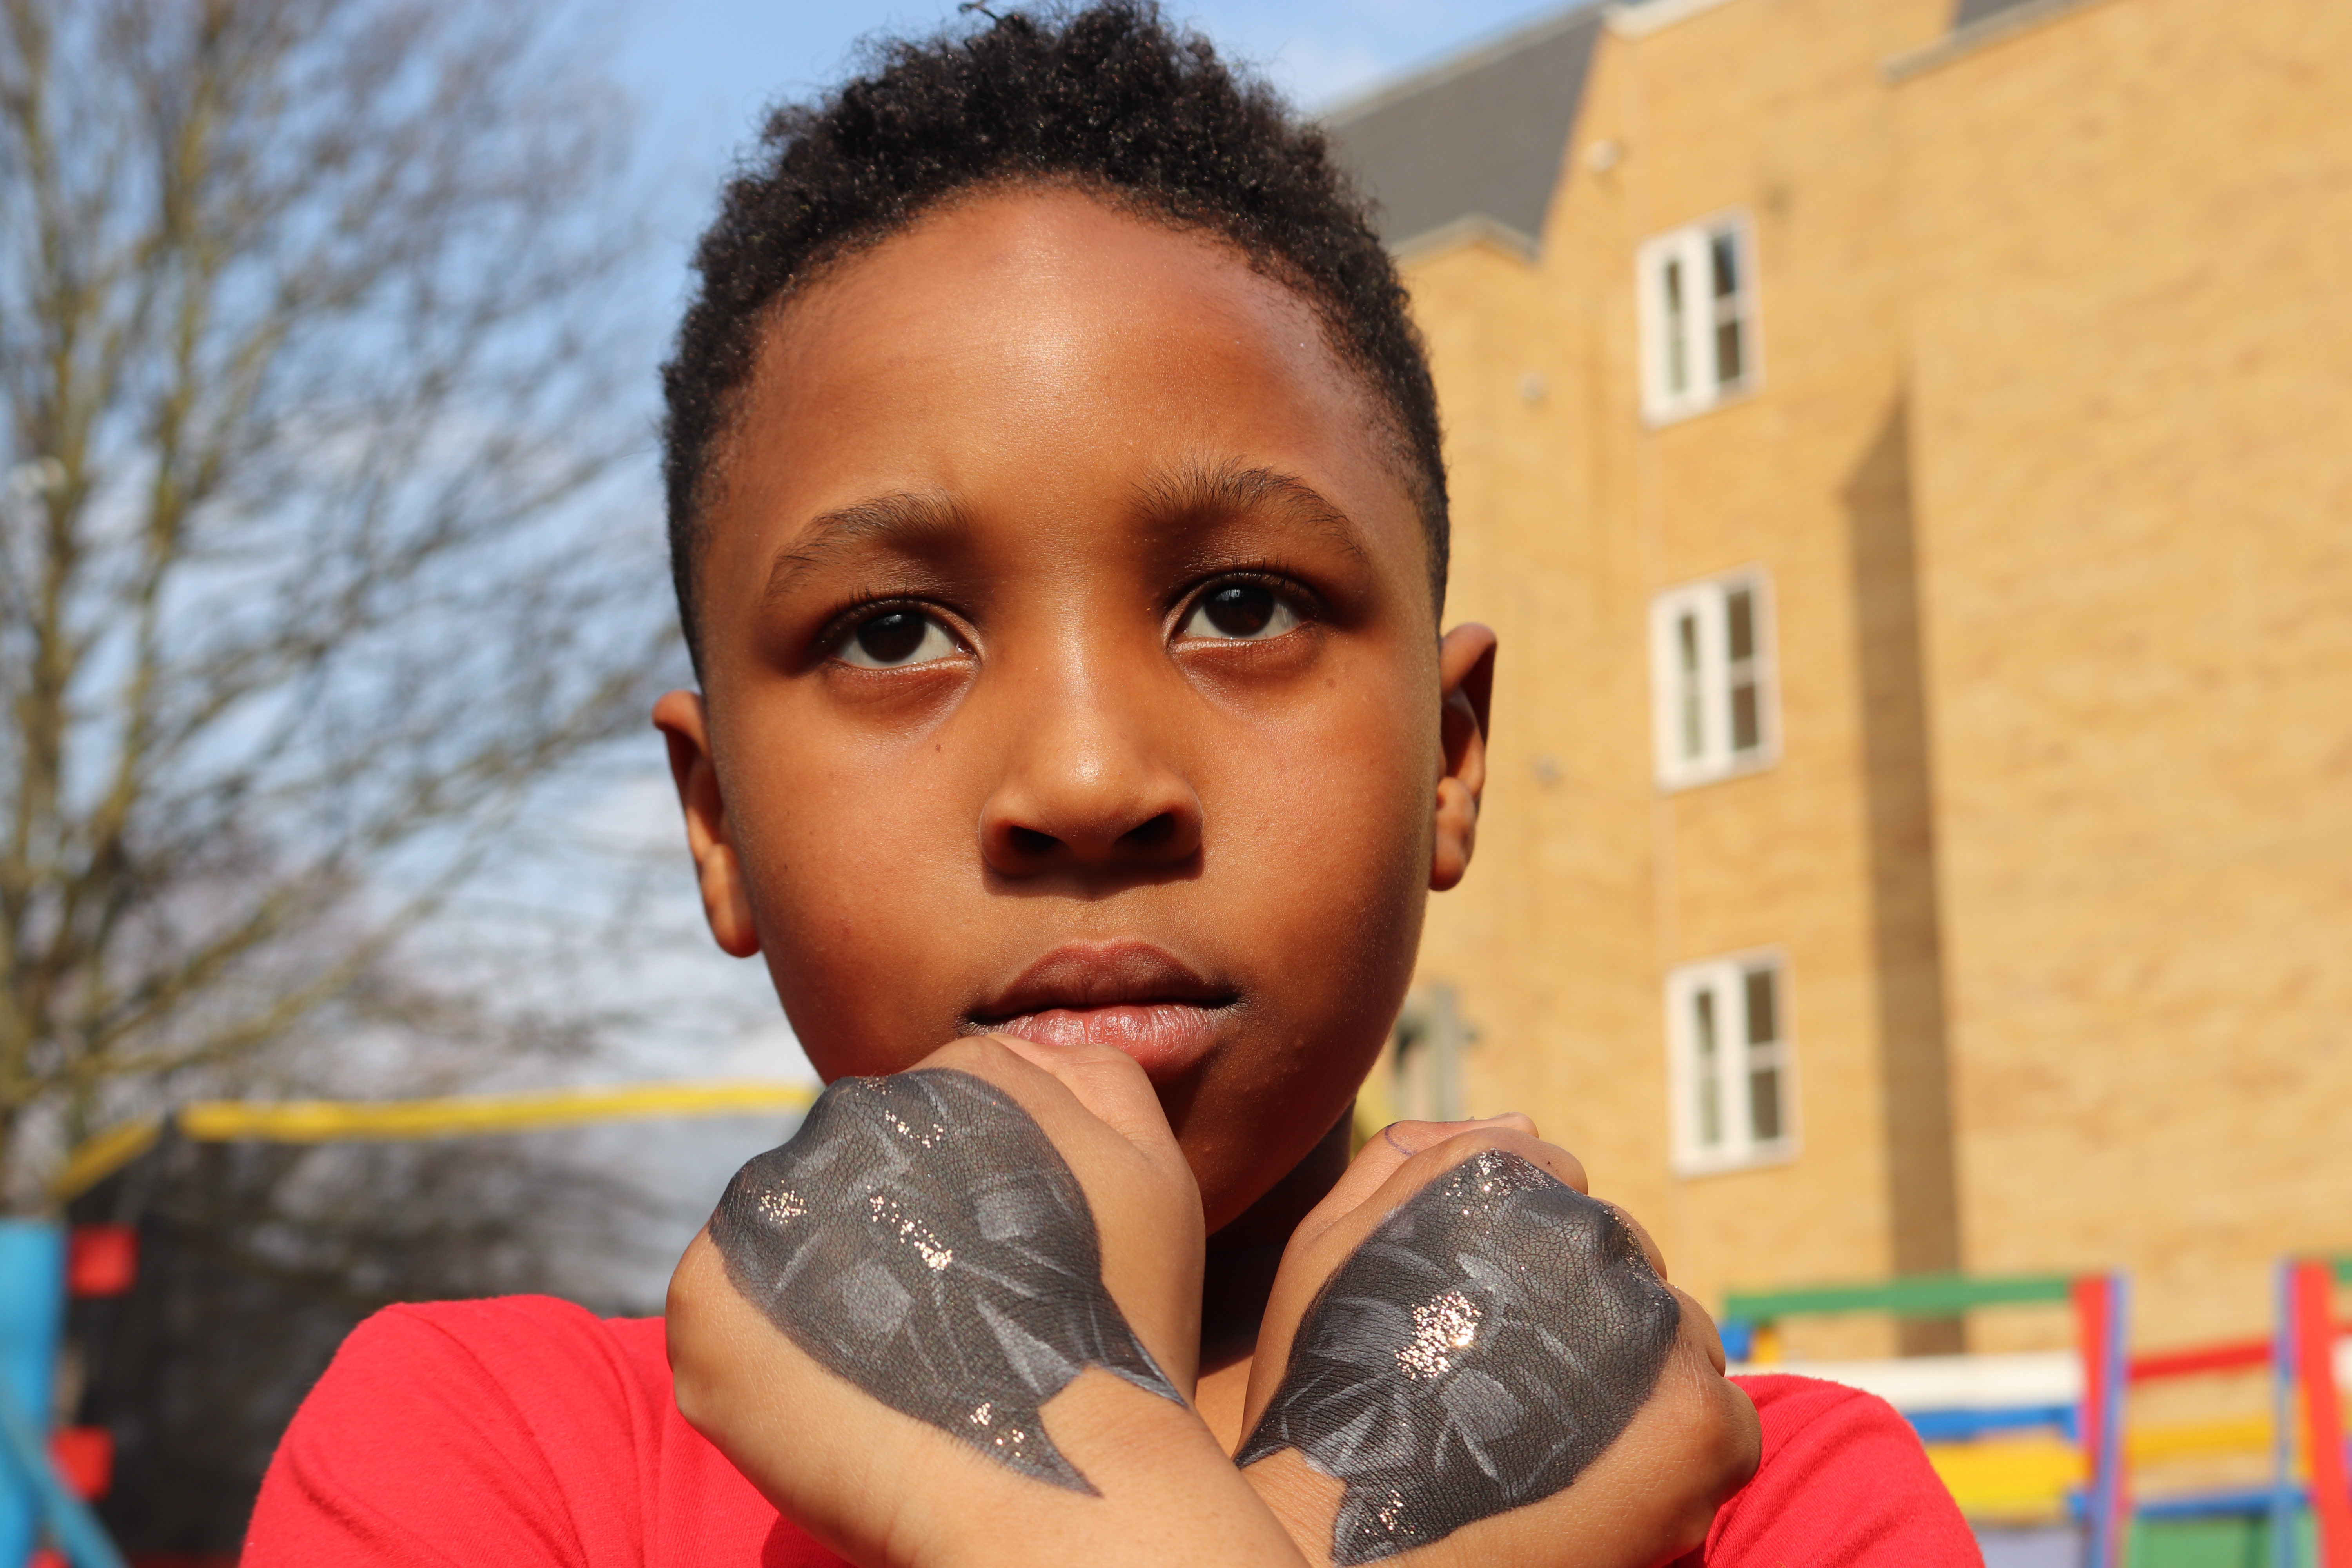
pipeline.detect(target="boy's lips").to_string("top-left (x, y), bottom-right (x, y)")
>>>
top-left (970, 940), bottom-right (1235, 1080)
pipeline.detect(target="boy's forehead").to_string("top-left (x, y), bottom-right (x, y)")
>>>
top-left (704, 189), bottom-right (1423, 600)
top-left (765, 189), bottom-right (1340, 409)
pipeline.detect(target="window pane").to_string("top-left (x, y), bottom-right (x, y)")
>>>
top-left (1663, 258), bottom-right (1687, 394)
top-left (1693, 989), bottom-right (1721, 1146)
top-left (1677, 612), bottom-right (1704, 760)
top-left (1715, 319), bottom-right (1744, 387)
top-left (1711, 231), bottom-right (1739, 299)
top-left (1726, 588), bottom-right (1755, 661)
top-left (1744, 966), bottom-right (1778, 1047)
top-left (1730, 680), bottom-right (1760, 753)
top-left (1749, 1067), bottom-right (1782, 1142)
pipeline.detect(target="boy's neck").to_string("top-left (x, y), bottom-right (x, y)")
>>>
top-left (1199, 1109), bottom-right (1354, 1370)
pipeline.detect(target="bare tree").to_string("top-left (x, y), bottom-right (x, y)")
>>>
top-left (0, 0), bottom-right (672, 1210)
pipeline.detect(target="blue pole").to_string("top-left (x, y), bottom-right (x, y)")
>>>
top-left (0, 1220), bottom-right (124, 1568)
top-left (0, 1381), bottom-right (124, 1568)
top-left (0, 1221), bottom-right (65, 1568)
top-left (2100, 1272), bottom-right (2132, 1568)
top-left (2276, 1258), bottom-right (2302, 1568)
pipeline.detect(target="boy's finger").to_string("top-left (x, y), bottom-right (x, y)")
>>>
top-left (1382, 1111), bottom-right (1541, 1156)
top-left (1286, 1121), bottom-right (1584, 1261)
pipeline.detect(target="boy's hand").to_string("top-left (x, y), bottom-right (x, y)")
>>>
top-left (1238, 1118), bottom-right (1760, 1568)
top-left (667, 1034), bottom-right (1307, 1568)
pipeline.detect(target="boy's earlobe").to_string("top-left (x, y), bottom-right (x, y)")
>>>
top-left (652, 690), bottom-right (761, 958)
top-left (1430, 624), bottom-right (1498, 893)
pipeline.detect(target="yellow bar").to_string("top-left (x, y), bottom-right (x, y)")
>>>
top-left (1927, 1415), bottom-right (2279, 1522)
top-left (2128, 1414), bottom-right (2272, 1462)
top-left (1926, 1434), bottom-right (2082, 1519)
top-left (174, 1080), bottom-right (818, 1143)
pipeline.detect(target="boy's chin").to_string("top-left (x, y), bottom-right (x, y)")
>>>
top-left (976, 1001), bottom-right (1232, 1082)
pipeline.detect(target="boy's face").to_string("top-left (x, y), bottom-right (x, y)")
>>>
top-left (657, 188), bottom-right (1492, 1234)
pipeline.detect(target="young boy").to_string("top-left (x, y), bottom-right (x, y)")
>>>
top-left (245, 7), bottom-right (1978, 1564)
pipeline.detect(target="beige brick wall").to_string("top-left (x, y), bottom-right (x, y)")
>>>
top-left (1896, 0), bottom-right (2352, 1352)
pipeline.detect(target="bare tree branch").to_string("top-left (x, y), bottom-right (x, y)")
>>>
top-left (0, 0), bottom-right (669, 1208)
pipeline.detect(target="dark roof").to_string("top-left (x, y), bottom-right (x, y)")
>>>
top-left (1325, 0), bottom-right (2036, 253)
top-left (1320, 4), bottom-right (1606, 254)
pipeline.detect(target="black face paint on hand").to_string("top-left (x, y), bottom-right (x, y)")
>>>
top-left (709, 1068), bottom-right (1182, 1494)
top-left (1237, 1150), bottom-right (1681, 1564)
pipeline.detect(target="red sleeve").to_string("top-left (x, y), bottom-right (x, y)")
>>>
top-left (244, 1297), bottom-right (667, 1568)
top-left (1704, 1374), bottom-right (1981, 1566)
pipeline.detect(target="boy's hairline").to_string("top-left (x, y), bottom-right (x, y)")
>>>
top-left (673, 174), bottom-right (1448, 681)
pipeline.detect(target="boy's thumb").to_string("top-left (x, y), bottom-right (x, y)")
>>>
top-left (982, 1032), bottom-right (1187, 1168)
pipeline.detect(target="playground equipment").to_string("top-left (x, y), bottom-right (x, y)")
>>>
top-left (1724, 1271), bottom-right (2132, 1566)
top-left (7, 1079), bottom-right (818, 1568)
top-left (1723, 1260), bottom-right (2352, 1568)
top-left (50, 1079), bottom-right (821, 1206)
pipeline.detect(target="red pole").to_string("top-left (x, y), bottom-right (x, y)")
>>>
top-left (2293, 1260), bottom-right (2352, 1568)
top-left (2074, 1274), bottom-right (2130, 1568)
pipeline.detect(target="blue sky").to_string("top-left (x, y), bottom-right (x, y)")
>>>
top-left (619, 1), bottom-right (1568, 133)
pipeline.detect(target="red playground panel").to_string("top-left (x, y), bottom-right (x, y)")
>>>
top-left (64, 1227), bottom-right (137, 1299)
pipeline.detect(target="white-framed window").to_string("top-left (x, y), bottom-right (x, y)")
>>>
top-left (1666, 952), bottom-right (1795, 1176)
top-left (1636, 213), bottom-right (1758, 423)
top-left (1650, 568), bottom-right (1776, 789)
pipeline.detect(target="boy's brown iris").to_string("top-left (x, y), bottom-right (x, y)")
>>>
top-left (855, 611), bottom-right (931, 664)
top-left (1201, 584), bottom-right (1278, 638)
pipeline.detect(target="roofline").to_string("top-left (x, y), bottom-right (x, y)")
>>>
top-left (1604, 0), bottom-right (1744, 40)
top-left (1882, 0), bottom-right (2125, 82)
top-left (1390, 214), bottom-right (1543, 266)
top-left (1319, 2), bottom-right (1604, 128)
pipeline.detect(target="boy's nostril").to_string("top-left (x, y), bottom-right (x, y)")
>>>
top-left (1009, 826), bottom-right (1058, 858)
top-left (1123, 813), bottom-right (1176, 848)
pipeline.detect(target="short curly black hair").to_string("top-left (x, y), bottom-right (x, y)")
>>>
top-left (660, 1), bottom-right (1447, 675)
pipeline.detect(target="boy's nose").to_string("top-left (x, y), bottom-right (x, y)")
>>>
top-left (978, 711), bottom-right (1203, 878)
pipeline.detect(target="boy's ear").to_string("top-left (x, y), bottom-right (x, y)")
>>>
top-left (1430, 623), bottom-right (1498, 893)
top-left (652, 690), bottom-right (761, 958)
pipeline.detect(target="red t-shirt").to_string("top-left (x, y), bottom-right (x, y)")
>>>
top-left (245, 1296), bottom-right (1979, 1566)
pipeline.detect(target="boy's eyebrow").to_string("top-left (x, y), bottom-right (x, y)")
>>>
top-left (762, 490), bottom-right (969, 605)
top-left (762, 464), bottom-right (1368, 607)
top-left (1133, 461), bottom-right (1374, 566)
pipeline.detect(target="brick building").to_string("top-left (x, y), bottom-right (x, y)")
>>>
top-left (1330, 0), bottom-right (2352, 1359)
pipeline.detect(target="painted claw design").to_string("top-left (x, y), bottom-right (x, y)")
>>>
top-left (1239, 1150), bottom-right (1680, 1563)
top-left (711, 1069), bottom-right (1182, 1493)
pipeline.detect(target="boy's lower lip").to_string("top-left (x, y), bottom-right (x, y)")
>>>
top-left (981, 1002), bottom-right (1228, 1079)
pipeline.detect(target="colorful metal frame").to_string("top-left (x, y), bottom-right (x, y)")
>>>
top-left (1724, 1269), bottom-right (2131, 1566)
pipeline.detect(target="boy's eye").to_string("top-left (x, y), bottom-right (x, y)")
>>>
top-left (1180, 583), bottom-right (1300, 642)
top-left (837, 608), bottom-right (960, 669)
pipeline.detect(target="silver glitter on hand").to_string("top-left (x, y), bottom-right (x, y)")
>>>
top-left (709, 1069), bottom-right (1182, 1494)
top-left (1238, 1151), bottom-right (1681, 1564)
top-left (1397, 1290), bottom-right (1481, 1381)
